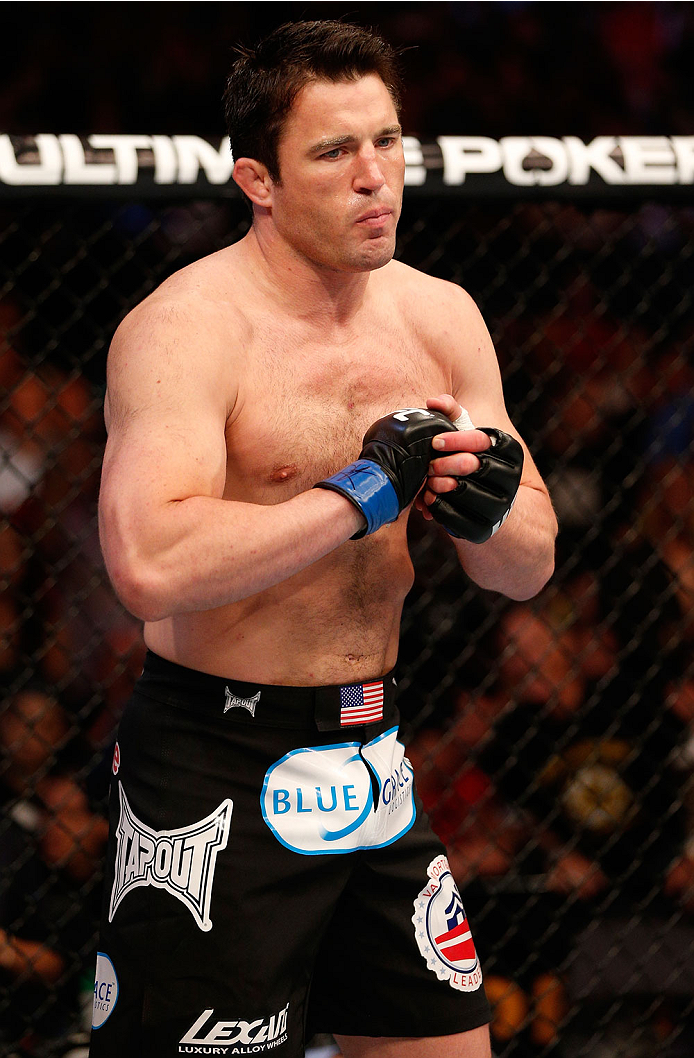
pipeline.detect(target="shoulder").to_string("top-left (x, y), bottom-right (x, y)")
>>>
top-left (377, 262), bottom-right (506, 416)
top-left (105, 250), bottom-right (250, 427)
top-left (380, 260), bottom-right (483, 330)
top-left (108, 249), bottom-right (252, 389)
top-left (378, 261), bottom-right (491, 371)
top-left (112, 248), bottom-right (250, 355)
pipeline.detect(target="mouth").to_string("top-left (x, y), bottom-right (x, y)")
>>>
top-left (356, 208), bottom-right (393, 227)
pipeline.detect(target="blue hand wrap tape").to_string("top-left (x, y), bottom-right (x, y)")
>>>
top-left (322, 460), bottom-right (400, 535)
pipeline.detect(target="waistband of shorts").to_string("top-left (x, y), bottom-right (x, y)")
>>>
top-left (135, 650), bottom-right (399, 732)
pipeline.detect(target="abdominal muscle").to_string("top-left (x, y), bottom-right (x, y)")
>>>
top-left (142, 520), bottom-right (414, 686)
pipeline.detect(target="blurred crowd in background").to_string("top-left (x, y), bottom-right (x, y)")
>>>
top-left (0, 2), bottom-right (694, 138)
top-left (1, 4), bottom-right (693, 1057)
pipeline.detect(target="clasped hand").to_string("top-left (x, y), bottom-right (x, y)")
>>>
top-left (416, 393), bottom-right (492, 519)
top-left (315, 394), bottom-right (523, 543)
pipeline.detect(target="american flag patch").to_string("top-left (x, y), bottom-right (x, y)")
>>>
top-left (340, 681), bottom-right (384, 726)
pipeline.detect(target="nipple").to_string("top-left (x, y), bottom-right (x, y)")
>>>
top-left (269, 463), bottom-right (299, 484)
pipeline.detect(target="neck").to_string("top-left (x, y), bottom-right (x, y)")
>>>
top-left (240, 221), bottom-right (373, 327)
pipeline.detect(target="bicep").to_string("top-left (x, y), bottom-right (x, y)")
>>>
top-left (449, 290), bottom-right (546, 490)
top-left (99, 309), bottom-right (230, 545)
top-left (449, 291), bottom-right (509, 426)
top-left (101, 408), bottom-right (228, 516)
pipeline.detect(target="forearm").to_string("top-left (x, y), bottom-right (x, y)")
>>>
top-left (452, 484), bottom-right (557, 600)
top-left (101, 488), bottom-right (364, 621)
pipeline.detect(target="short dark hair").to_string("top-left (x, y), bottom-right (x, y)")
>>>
top-left (223, 20), bottom-right (403, 182)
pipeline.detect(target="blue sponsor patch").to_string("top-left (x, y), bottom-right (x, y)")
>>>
top-left (261, 727), bottom-right (415, 855)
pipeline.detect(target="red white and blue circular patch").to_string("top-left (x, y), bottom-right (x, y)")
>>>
top-left (412, 855), bottom-right (483, 992)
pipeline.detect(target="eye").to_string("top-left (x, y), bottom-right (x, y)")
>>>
top-left (320, 147), bottom-right (344, 160)
top-left (376, 136), bottom-right (397, 149)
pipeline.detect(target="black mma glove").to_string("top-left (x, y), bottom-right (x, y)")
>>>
top-left (430, 426), bottom-right (524, 544)
top-left (314, 408), bottom-right (457, 539)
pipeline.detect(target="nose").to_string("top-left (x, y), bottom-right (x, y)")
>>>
top-left (353, 147), bottom-right (386, 194)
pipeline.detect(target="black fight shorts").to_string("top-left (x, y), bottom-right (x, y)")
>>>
top-left (90, 652), bottom-right (490, 1057)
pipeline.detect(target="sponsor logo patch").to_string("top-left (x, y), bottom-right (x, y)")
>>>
top-left (261, 727), bottom-right (415, 855)
top-left (224, 687), bottom-right (261, 717)
top-left (92, 951), bottom-right (118, 1029)
top-left (179, 1002), bottom-right (289, 1053)
top-left (412, 855), bottom-right (483, 992)
top-left (109, 784), bottom-right (233, 931)
top-left (112, 741), bottom-right (120, 775)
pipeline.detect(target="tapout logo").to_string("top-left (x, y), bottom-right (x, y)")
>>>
top-left (109, 784), bottom-right (233, 931)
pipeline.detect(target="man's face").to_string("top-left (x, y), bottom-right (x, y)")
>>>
top-left (270, 74), bottom-right (405, 273)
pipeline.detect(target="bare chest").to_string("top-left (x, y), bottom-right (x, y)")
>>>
top-left (224, 322), bottom-right (449, 501)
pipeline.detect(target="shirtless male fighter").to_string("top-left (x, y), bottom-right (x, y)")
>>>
top-left (91, 20), bottom-right (556, 1058)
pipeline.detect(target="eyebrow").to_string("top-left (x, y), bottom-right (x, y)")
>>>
top-left (309, 124), bottom-right (402, 155)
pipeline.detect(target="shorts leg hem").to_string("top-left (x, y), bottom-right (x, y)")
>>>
top-left (320, 1004), bottom-right (492, 1039)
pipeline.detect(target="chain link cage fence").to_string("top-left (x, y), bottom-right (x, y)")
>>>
top-left (1, 146), bottom-right (693, 1057)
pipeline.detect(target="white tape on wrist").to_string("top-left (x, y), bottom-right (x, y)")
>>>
top-left (453, 408), bottom-right (499, 446)
top-left (453, 407), bottom-right (476, 431)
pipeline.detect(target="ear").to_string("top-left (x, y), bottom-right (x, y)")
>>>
top-left (232, 158), bottom-right (274, 207)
